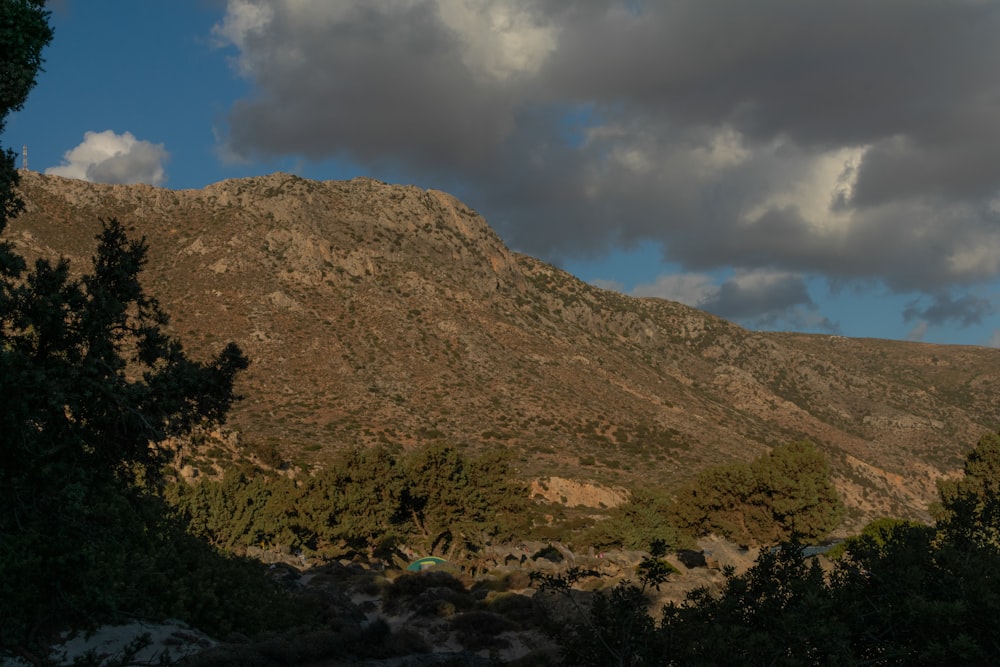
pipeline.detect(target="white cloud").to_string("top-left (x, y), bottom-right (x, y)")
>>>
top-left (212, 0), bottom-right (274, 55)
top-left (907, 321), bottom-right (929, 342)
top-left (740, 143), bottom-right (866, 236)
top-left (436, 0), bottom-right (557, 80)
top-left (46, 130), bottom-right (169, 186)
top-left (632, 272), bottom-right (718, 306)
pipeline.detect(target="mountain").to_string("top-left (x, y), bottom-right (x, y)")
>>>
top-left (11, 170), bottom-right (1000, 530)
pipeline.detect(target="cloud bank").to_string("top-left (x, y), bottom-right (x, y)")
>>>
top-left (47, 130), bottom-right (169, 186)
top-left (212, 0), bottom-right (1000, 328)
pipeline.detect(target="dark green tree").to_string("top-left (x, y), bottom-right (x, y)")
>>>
top-left (303, 446), bottom-right (410, 557)
top-left (0, 0), bottom-right (50, 236)
top-left (825, 516), bottom-right (927, 560)
top-left (662, 541), bottom-right (850, 665)
top-left (934, 431), bottom-right (1000, 549)
top-left (166, 471), bottom-right (300, 551)
top-left (535, 540), bottom-right (677, 667)
top-left (671, 461), bottom-right (765, 544)
top-left (751, 440), bottom-right (845, 542)
top-left (597, 436), bottom-right (1000, 664)
top-left (0, 2), bottom-right (264, 652)
top-left (585, 488), bottom-right (685, 551)
top-left (402, 443), bottom-right (530, 558)
top-left (0, 218), bottom-right (250, 645)
top-left (671, 441), bottom-right (843, 546)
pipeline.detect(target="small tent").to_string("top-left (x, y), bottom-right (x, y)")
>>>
top-left (406, 556), bottom-right (447, 572)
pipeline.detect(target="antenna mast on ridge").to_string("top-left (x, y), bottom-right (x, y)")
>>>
top-left (21, 145), bottom-right (27, 171)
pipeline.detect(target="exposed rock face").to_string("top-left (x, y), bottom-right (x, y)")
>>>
top-left (530, 477), bottom-right (628, 508)
top-left (11, 171), bottom-right (1000, 529)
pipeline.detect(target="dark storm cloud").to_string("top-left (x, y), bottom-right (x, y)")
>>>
top-left (215, 0), bottom-right (1000, 323)
top-left (704, 276), bottom-right (809, 320)
top-left (903, 293), bottom-right (995, 328)
top-left (220, 2), bottom-right (522, 168)
top-left (852, 134), bottom-right (1000, 206)
top-left (632, 269), bottom-right (838, 333)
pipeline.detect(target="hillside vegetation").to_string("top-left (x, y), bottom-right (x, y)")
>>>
top-left (11, 171), bottom-right (1000, 528)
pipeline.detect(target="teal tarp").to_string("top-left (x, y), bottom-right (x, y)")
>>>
top-left (406, 556), bottom-right (447, 571)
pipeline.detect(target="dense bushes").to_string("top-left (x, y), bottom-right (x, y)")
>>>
top-left (583, 488), bottom-right (687, 551)
top-left (166, 442), bottom-right (532, 562)
top-left (544, 433), bottom-right (1000, 665)
top-left (671, 440), bottom-right (844, 545)
top-left (583, 440), bottom-right (843, 552)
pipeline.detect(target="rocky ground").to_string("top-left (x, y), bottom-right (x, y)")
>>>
top-left (3, 537), bottom-right (761, 667)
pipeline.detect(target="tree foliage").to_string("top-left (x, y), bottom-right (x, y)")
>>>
top-left (544, 434), bottom-right (1000, 665)
top-left (167, 443), bottom-right (532, 562)
top-left (0, 4), bottom-right (294, 653)
top-left (0, 0), bottom-right (50, 230)
top-left (934, 431), bottom-right (1000, 549)
top-left (0, 216), bottom-right (253, 647)
top-left (534, 540), bottom-right (677, 667)
top-left (671, 440), bottom-right (844, 546)
top-left (585, 488), bottom-right (686, 551)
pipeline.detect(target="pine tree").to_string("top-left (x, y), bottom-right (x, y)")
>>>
top-left (0, 1), bottom-right (254, 651)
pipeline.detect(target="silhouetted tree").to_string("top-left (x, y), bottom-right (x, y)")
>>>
top-left (0, 2), bottom-right (257, 652)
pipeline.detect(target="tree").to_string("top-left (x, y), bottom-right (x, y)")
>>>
top-left (533, 436), bottom-right (1000, 664)
top-left (304, 446), bottom-right (410, 556)
top-left (662, 541), bottom-right (851, 665)
top-left (0, 0), bottom-right (50, 236)
top-left (585, 488), bottom-right (685, 551)
top-left (751, 440), bottom-right (845, 542)
top-left (0, 2), bottom-right (256, 651)
top-left (402, 443), bottom-right (530, 559)
top-left (671, 461), bottom-right (765, 544)
top-left (671, 441), bottom-right (843, 546)
top-left (934, 431), bottom-right (1000, 549)
top-left (534, 540), bottom-right (677, 667)
top-left (0, 223), bottom-right (251, 648)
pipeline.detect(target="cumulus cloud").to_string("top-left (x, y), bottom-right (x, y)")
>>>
top-left (903, 293), bottom-right (995, 328)
top-left (46, 130), bottom-right (169, 186)
top-left (632, 272), bottom-right (718, 307)
top-left (212, 0), bottom-right (1000, 326)
top-left (633, 269), bottom-right (838, 332)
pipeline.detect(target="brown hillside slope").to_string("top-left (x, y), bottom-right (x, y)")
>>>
top-left (11, 171), bottom-right (1000, 529)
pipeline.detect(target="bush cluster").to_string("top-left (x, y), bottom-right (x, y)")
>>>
top-left (543, 434), bottom-right (1000, 665)
top-left (671, 440), bottom-right (844, 546)
top-left (166, 443), bottom-right (532, 562)
top-left (584, 441), bottom-right (844, 551)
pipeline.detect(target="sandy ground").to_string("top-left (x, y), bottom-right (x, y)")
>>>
top-left (1, 620), bottom-right (216, 666)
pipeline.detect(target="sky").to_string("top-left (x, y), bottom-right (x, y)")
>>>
top-left (4, 1), bottom-right (1000, 346)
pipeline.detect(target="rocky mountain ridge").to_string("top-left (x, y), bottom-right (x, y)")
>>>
top-left (11, 170), bottom-right (1000, 529)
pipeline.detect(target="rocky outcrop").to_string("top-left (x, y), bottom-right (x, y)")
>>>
top-left (530, 477), bottom-right (628, 508)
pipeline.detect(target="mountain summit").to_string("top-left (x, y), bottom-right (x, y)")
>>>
top-left (12, 171), bottom-right (1000, 528)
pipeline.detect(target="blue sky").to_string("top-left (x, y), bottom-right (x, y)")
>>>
top-left (5, 1), bottom-right (1000, 346)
